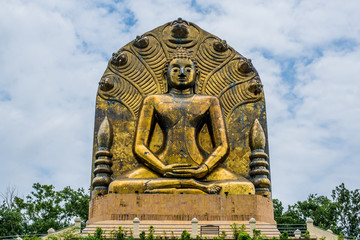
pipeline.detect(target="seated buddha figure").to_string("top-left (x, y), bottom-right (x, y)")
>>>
top-left (108, 48), bottom-right (255, 195)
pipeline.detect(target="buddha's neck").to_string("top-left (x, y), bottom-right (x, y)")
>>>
top-left (169, 88), bottom-right (194, 96)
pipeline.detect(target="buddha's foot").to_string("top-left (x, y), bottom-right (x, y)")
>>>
top-left (207, 184), bottom-right (222, 194)
top-left (144, 188), bottom-right (177, 194)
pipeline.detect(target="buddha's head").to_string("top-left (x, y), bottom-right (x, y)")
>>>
top-left (166, 47), bottom-right (197, 91)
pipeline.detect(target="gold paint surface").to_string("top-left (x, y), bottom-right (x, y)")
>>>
top-left (91, 19), bottom-right (270, 197)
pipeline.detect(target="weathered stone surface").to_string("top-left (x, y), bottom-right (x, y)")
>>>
top-left (88, 193), bottom-right (275, 223)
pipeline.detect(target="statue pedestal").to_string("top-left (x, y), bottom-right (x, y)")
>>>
top-left (88, 193), bottom-right (275, 224)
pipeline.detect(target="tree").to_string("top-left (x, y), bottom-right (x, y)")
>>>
top-left (273, 198), bottom-right (303, 225)
top-left (287, 194), bottom-right (338, 231)
top-left (15, 183), bottom-right (68, 233)
top-left (60, 186), bottom-right (90, 224)
top-left (274, 184), bottom-right (360, 238)
top-left (0, 202), bottom-right (24, 236)
top-left (0, 185), bottom-right (24, 236)
top-left (0, 183), bottom-right (90, 236)
top-left (331, 183), bottom-right (360, 238)
top-left (0, 185), bottom-right (18, 209)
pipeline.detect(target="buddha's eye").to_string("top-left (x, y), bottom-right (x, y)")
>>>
top-left (185, 67), bottom-right (192, 72)
top-left (172, 68), bottom-right (179, 72)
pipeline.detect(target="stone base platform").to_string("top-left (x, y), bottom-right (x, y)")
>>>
top-left (88, 193), bottom-right (275, 224)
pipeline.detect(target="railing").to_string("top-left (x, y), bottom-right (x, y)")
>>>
top-left (83, 222), bottom-right (134, 234)
top-left (0, 234), bottom-right (46, 240)
top-left (83, 223), bottom-right (248, 238)
top-left (276, 224), bottom-right (307, 236)
top-left (84, 219), bottom-right (340, 239)
top-left (83, 218), bottom-right (278, 238)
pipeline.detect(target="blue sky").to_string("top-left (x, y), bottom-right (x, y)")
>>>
top-left (1, 0), bottom-right (360, 208)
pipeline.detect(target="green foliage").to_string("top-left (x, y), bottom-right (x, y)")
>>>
top-left (180, 230), bottom-right (191, 240)
top-left (84, 233), bottom-right (96, 240)
top-left (332, 183), bottom-right (360, 238)
top-left (0, 183), bottom-right (90, 236)
top-left (252, 229), bottom-right (264, 240)
top-left (279, 231), bottom-right (289, 240)
top-left (60, 185), bottom-right (90, 225)
top-left (220, 230), bottom-right (227, 240)
top-left (273, 183), bottom-right (360, 238)
top-left (140, 230), bottom-right (146, 240)
top-left (53, 226), bottom-right (82, 240)
top-left (128, 227), bottom-right (134, 240)
top-left (238, 232), bottom-right (251, 240)
top-left (47, 234), bottom-right (59, 240)
top-left (147, 226), bottom-right (155, 240)
top-left (170, 231), bottom-right (177, 240)
top-left (303, 230), bottom-right (310, 240)
top-left (14, 183), bottom-right (66, 234)
top-left (161, 230), bottom-right (168, 240)
top-left (110, 226), bottom-right (127, 240)
top-left (94, 227), bottom-right (105, 240)
top-left (0, 202), bottom-right (24, 236)
top-left (273, 199), bottom-right (284, 220)
top-left (23, 234), bottom-right (42, 240)
top-left (289, 194), bottom-right (338, 229)
top-left (230, 223), bottom-right (240, 240)
top-left (337, 233), bottom-right (344, 240)
top-left (230, 223), bottom-right (249, 240)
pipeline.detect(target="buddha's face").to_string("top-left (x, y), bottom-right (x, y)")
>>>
top-left (167, 58), bottom-right (196, 90)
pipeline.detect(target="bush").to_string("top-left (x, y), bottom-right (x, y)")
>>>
top-left (140, 231), bottom-right (146, 240)
top-left (147, 226), bottom-right (155, 240)
top-left (252, 229), bottom-right (264, 240)
top-left (230, 223), bottom-right (248, 240)
top-left (303, 230), bottom-right (310, 240)
top-left (180, 230), bottom-right (191, 240)
top-left (220, 230), bottom-right (227, 240)
top-left (279, 231), bottom-right (289, 240)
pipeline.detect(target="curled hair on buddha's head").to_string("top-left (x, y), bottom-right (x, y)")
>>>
top-left (165, 47), bottom-right (198, 71)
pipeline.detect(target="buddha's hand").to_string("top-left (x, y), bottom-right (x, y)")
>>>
top-left (164, 164), bottom-right (208, 179)
top-left (161, 163), bottom-right (194, 177)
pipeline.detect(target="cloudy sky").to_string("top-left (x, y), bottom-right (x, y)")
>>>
top-left (1, 0), bottom-right (359, 208)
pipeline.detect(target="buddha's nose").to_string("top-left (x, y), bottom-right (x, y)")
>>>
top-left (179, 67), bottom-right (186, 76)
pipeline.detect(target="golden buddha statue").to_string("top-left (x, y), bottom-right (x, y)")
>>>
top-left (89, 19), bottom-right (274, 226)
top-left (91, 18), bottom-right (271, 198)
top-left (106, 48), bottom-right (254, 195)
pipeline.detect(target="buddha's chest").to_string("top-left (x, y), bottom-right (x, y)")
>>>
top-left (155, 98), bottom-right (210, 128)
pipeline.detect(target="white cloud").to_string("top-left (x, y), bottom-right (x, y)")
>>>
top-left (0, 0), bottom-right (360, 210)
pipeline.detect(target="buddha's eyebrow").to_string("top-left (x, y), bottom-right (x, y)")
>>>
top-left (171, 64), bottom-right (180, 68)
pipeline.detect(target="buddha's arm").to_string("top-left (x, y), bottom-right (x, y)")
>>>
top-left (202, 97), bottom-right (229, 172)
top-left (134, 96), bottom-right (191, 176)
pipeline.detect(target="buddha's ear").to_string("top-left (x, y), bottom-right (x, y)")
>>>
top-left (163, 68), bottom-right (169, 93)
top-left (194, 70), bottom-right (200, 93)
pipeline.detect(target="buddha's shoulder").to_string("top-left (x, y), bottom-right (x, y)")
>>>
top-left (143, 94), bottom-right (220, 103)
top-left (142, 94), bottom-right (169, 103)
top-left (194, 94), bottom-right (220, 103)
top-left (194, 94), bottom-right (218, 99)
